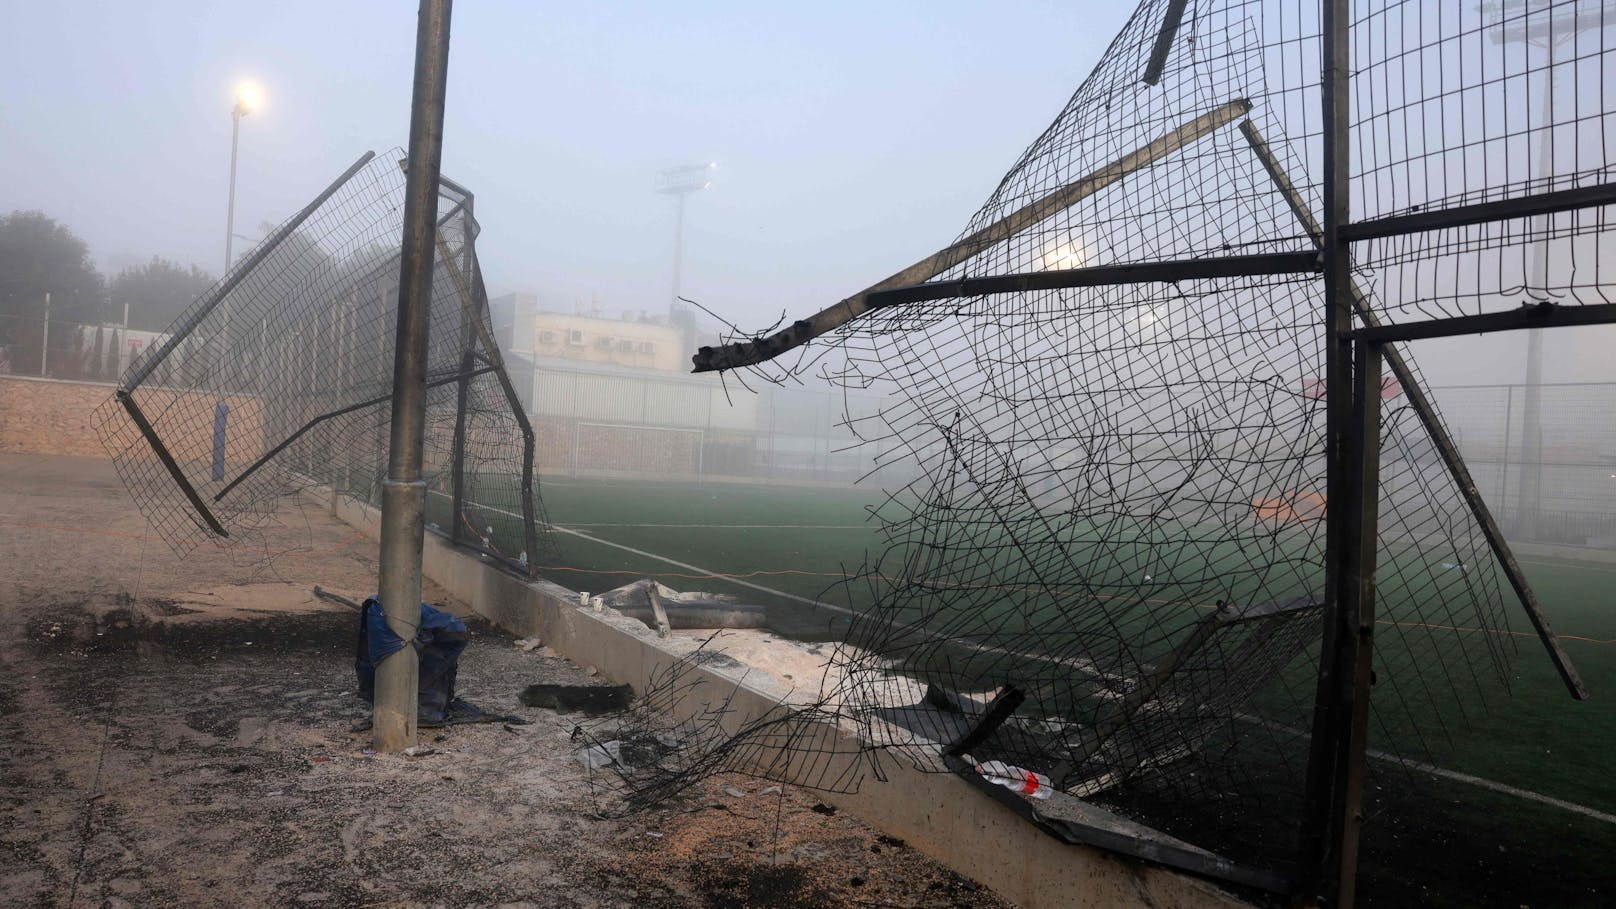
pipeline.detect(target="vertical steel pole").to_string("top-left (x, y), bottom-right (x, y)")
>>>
top-left (220, 107), bottom-right (243, 380)
top-left (338, 293), bottom-right (354, 498)
top-left (449, 344), bottom-right (473, 546)
top-left (1518, 36), bottom-right (1567, 544)
top-left (39, 292), bottom-right (49, 377)
top-left (449, 205), bottom-right (476, 548)
top-left (1296, 0), bottom-right (1364, 902)
top-left (1501, 384), bottom-right (1515, 516)
top-left (468, 261), bottom-right (541, 574)
top-left (1520, 332), bottom-right (1543, 539)
top-left (374, 0), bottom-right (453, 754)
top-left (671, 190), bottom-right (686, 313)
top-left (375, 274), bottom-right (390, 503)
top-left (117, 301), bottom-right (129, 377)
top-left (1331, 340), bottom-right (1383, 909)
top-left (226, 109), bottom-right (241, 274)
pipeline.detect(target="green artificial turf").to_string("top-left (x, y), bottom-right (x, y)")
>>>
top-left (415, 471), bottom-right (1615, 904)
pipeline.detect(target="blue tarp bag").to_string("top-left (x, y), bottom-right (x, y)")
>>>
top-left (354, 599), bottom-right (470, 726)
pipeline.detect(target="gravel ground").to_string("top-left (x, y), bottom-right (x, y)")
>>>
top-left (0, 455), bottom-right (1012, 909)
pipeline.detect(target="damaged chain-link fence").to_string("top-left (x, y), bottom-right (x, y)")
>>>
top-left (95, 150), bottom-right (550, 573)
top-left (587, 0), bottom-right (1613, 899)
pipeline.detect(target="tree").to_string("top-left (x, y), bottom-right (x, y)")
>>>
top-left (0, 211), bottom-right (105, 352)
top-left (109, 257), bottom-right (217, 331)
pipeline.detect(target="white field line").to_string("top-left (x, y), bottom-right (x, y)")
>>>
top-left (550, 523), bottom-right (853, 613)
top-left (1238, 714), bottom-right (1616, 826)
top-left (439, 490), bottom-right (1616, 825)
top-left (1386, 753), bottom-right (1616, 825)
top-left (1517, 556), bottom-right (1616, 575)
top-left (428, 489), bottom-right (850, 612)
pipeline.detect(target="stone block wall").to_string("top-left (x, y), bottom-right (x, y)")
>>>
top-left (0, 376), bottom-right (118, 457)
top-left (0, 375), bottom-right (265, 462)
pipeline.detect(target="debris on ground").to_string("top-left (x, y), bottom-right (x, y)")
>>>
top-left (520, 681), bottom-right (634, 714)
top-left (612, 776), bottom-right (1010, 909)
top-left (0, 454), bottom-right (1015, 908)
top-left (577, 741), bottom-right (624, 770)
top-left (311, 585), bottom-right (363, 610)
top-left (594, 578), bottom-right (769, 631)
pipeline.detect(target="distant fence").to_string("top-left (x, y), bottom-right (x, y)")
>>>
top-left (0, 313), bottom-right (170, 384)
top-left (0, 313), bottom-right (901, 486)
top-left (1436, 381), bottom-right (1616, 548)
top-left (509, 355), bottom-right (900, 484)
top-left (505, 361), bottom-right (1616, 541)
top-left (10, 315), bottom-right (1610, 542)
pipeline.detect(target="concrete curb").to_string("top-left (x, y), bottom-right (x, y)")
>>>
top-left (326, 492), bottom-right (1250, 909)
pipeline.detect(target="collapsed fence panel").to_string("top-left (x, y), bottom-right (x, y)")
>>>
top-left (94, 150), bottom-right (549, 572)
top-left (631, 0), bottom-right (1612, 903)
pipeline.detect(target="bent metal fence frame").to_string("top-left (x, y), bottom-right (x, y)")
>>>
top-left (95, 150), bottom-right (547, 576)
top-left (684, 0), bottom-right (1610, 905)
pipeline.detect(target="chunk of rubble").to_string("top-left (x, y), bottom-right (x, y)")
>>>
top-left (592, 579), bottom-right (768, 631)
top-left (520, 682), bottom-right (634, 715)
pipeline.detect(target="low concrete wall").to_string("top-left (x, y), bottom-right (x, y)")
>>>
top-left (326, 492), bottom-right (1249, 909)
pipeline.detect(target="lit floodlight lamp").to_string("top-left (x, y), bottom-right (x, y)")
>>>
top-left (234, 81), bottom-right (264, 117)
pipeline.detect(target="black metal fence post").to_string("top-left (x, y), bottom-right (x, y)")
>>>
top-left (1296, 0), bottom-right (1364, 902)
top-left (449, 346), bottom-right (473, 546)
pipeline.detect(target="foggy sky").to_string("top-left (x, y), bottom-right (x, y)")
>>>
top-left (3, 1), bottom-right (1613, 385)
top-left (0, 3), bottom-right (1125, 328)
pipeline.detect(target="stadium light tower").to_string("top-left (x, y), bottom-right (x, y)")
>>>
top-left (224, 81), bottom-right (263, 273)
top-left (1485, 0), bottom-right (1615, 538)
top-left (212, 81), bottom-right (262, 483)
top-left (657, 162), bottom-right (716, 315)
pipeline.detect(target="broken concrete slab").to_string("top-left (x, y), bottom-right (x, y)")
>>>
top-left (595, 579), bottom-right (768, 631)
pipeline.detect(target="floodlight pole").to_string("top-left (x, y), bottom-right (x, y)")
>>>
top-left (658, 163), bottom-right (714, 315)
top-left (672, 191), bottom-right (685, 309)
top-left (39, 292), bottom-right (50, 377)
top-left (374, 0), bottom-right (454, 753)
top-left (225, 105), bottom-right (245, 274)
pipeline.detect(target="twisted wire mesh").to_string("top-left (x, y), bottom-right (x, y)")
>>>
top-left (592, 0), bottom-right (1593, 878)
top-left (1351, 0), bottom-right (1616, 321)
top-left (93, 151), bottom-right (549, 568)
